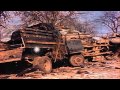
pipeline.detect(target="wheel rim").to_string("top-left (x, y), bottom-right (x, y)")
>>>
top-left (33, 56), bottom-right (52, 73)
top-left (74, 57), bottom-right (83, 66)
top-left (70, 55), bottom-right (84, 66)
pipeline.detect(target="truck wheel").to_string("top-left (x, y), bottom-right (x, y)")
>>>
top-left (33, 56), bottom-right (52, 73)
top-left (70, 55), bottom-right (84, 67)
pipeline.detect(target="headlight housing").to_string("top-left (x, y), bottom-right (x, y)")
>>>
top-left (34, 46), bottom-right (40, 53)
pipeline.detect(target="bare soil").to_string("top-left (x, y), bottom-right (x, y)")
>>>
top-left (0, 58), bottom-right (120, 79)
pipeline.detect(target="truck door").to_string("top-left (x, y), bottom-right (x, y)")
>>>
top-left (65, 32), bottom-right (84, 54)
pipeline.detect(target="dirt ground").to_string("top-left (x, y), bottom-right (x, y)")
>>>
top-left (0, 57), bottom-right (120, 79)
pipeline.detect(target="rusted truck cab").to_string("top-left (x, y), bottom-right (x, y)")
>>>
top-left (19, 23), bottom-right (62, 73)
top-left (0, 23), bottom-right (86, 73)
top-left (60, 27), bottom-right (113, 62)
top-left (63, 31), bottom-right (85, 67)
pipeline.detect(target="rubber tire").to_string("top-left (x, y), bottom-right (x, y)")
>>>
top-left (33, 56), bottom-right (52, 73)
top-left (69, 55), bottom-right (84, 67)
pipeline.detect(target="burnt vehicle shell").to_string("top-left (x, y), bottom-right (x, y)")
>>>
top-left (0, 23), bottom-right (85, 73)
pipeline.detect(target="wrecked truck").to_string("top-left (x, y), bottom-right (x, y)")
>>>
top-left (0, 23), bottom-right (85, 73)
top-left (109, 33), bottom-right (120, 59)
top-left (60, 27), bottom-right (112, 62)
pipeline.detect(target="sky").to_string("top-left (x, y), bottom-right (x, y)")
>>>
top-left (8, 16), bottom-right (21, 25)
top-left (79, 11), bottom-right (110, 36)
top-left (8, 11), bottom-right (109, 35)
top-left (1, 11), bottom-right (111, 41)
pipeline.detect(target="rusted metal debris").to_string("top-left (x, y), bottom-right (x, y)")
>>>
top-left (0, 23), bottom-right (119, 74)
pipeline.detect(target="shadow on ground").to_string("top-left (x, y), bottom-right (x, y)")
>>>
top-left (0, 59), bottom-right (70, 75)
top-left (0, 61), bottom-right (32, 74)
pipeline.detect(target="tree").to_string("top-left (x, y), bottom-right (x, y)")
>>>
top-left (0, 11), bottom-right (11, 27)
top-left (0, 11), bottom-right (5, 28)
top-left (96, 11), bottom-right (120, 33)
top-left (0, 11), bottom-right (84, 42)
top-left (20, 11), bottom-right (82, 28)
top-left (0, 11), bottom-right (6, 41)
top-left (0, 11), bottom-right (17, 41)
top-left (74, 20), bottom-right (97, 36)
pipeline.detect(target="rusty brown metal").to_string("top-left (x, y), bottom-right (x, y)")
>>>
top-left (110, 38), bottom-right (120, 44)
top-left (0, 23), bottom-right (115, 70)
top-left (0, 47), bottom-right (23, 63)
top-left (109, 33), bottom-right (120, 59)
top-left (58, 27), bottom-right (113, 61)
